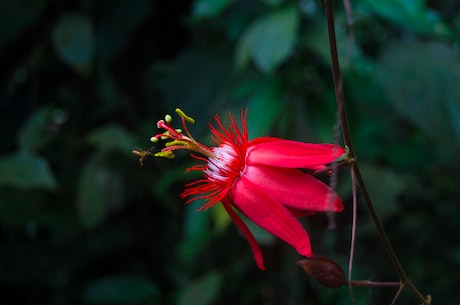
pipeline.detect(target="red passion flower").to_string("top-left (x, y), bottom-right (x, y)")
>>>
top-left (149, 109), bottom-right (346, 270)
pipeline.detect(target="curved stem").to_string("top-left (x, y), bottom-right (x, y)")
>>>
top-left (348, 167), bottom-right (358, 305)
top-left (390, 285), bottom-right (405, 305)
top-left (323, 2), bottom-right (354, 156)
top-left (349, 280), bottom-right (401, 287)
top-left (322, 0), bottom-right (430, 304)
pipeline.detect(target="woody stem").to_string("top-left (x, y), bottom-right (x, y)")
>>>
top-left (322, 0), bottom-right (430, 304)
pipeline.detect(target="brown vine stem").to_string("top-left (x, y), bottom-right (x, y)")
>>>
top-left (349, 280), bottom-right (400, 287)
top-left (322, 0), bottom-right (431, 304)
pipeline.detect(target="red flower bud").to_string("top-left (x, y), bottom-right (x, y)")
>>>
top-left (298, 257), bottom-right (346, 288)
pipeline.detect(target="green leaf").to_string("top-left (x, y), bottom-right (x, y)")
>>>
top-left (303, 14), bottom-right (361, 67)
top-left (18, 107), bottom-right (53, 152)
top-left (97, 0), bottom-right (153, 62)
top-left (246, 80), bottom-right (283, 138)
top-left (358, 0), bottom-right (451, 37)
top-left (236, 5), bottom-right (300, 73)
top-left (211, 202), bottom-right (232, 233)
top-left (177, 200), bottom-right (213, 262)
top-left (178, 272), bottom-right (222, 305)
top-left (358, 164), bottom-right (405, 220)
top-left (377, 41), bottom-right (460, 148)
top-left (77, 154), bottom-right (124, 229)
top-left (84, 275), bottom-right (159, 305)
top-left (53, 14), bottom-right (95, 76)
top-left (231, 76), bottom-right (284, 138)
top-left (0, 151), bottom-right (56, 190)
top-left (193, 0), bottom-right (237, 18)
top-left (86, 124), bottom-right (135, 154)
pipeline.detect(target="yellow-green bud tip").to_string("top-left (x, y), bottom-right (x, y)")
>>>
top-left (175, 108), bottom-right (195, 124)
top-left (165, 114), bottom-right (172, 123)
top-left (150, 137), bottom-right (159, 143)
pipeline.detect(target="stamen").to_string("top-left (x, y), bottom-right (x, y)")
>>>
top-left (156, 120), bottom-right (165, 129)
top-left (165, 140), bottom-right (189, 147)
top-left (154, 151), bottom-right (175, 159)
top-left (149, 108), bottom-right (215, 159)
top-left (175, 108), bottom-right (195, 124)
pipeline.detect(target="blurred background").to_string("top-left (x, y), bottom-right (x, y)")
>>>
top-left (1, 0), bottom-right (460, 304)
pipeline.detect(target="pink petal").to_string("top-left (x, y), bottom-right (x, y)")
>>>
top-left (247, 137), bottom-right (345, 170)
top-left (221, 198), bottom-right (266, 270)
top-left (243, 164), bottom-right (343, 213)
top-left (230, 175), bottom-right (314, 258)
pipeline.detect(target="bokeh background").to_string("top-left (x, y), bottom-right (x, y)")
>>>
top-left (1, 0), bottom-right (460, 304)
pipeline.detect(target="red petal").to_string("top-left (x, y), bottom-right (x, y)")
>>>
top-left (231, 176), bottom-right (314, 258)
top-left (221, 198), bottom-right (266, 270)
top-left (247, 137), bottom-right (345, 170)
top-left (244, 164), bottom-right (343, 213)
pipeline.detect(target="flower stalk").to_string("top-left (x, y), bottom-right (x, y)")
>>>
top-left (322, 0), bottom-right (431, 303)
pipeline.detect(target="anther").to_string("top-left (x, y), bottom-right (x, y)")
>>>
top-left (165, 140), bottom-right (188, 147)
top-left (175, 108), bottom-right (195, 124)
top-left (154, 151), bottom-right (175, 159)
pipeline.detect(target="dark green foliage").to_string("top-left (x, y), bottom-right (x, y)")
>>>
top-left (0, 0), bottom-right (459, 304)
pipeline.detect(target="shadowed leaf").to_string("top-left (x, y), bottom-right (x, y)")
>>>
top-left (178, 272), bottom-right (222, 305)
top-left (0, 151), bottom-right (56, 190)
top-left (53, 14), bottom-right (95, 76)
top-left (77, 154), bottom-right (123, 229)
top-left (236, 5), bottom-right (300, 73)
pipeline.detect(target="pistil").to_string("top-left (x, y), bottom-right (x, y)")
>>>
top-left (150, 109), bottom-right (216, 159)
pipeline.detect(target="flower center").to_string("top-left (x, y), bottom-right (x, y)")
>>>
top-left (205, 143), bottom-right (241, 184)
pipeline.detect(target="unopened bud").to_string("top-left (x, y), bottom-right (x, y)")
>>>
top-left (298, 257), bottom-right (346, 288)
